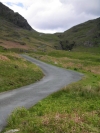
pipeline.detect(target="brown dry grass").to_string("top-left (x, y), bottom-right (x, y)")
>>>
top-left (85, 66), bottom-right (100, 74)
top-left (41, 112), bottom-right (93, 133)
top-left (0, 54), bottom-right (9, 61)
top-left (39, 56), bottom-right (100, 75)
top-left (0, 40), bottom-right (29, 49)
top-left (42, 113), bottom-right (84, 125)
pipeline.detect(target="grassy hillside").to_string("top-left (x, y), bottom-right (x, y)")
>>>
top-left (0, 17), bottom-right (59, 52)
top-left (1, 16), bottom-right (100, 52)
top-left (0, 52), bottom-right (44, 93)
top-left (0, 2), bottom-right (100, 52)
top-left (0, 4), bottom-right (100, 52)
top-left (56, 17), bottom-right (100, 50)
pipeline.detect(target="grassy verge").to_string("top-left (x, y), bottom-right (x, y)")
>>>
top-left (2, 50), bottom-right (100, 133)
top-left (0, 52), bottom-right (43, 92)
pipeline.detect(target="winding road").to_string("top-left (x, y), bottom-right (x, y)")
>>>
top-left (0, 55), bottom-right (83, 132)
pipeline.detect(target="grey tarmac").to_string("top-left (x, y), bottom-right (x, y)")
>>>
top-left (0, 55), bottom-right (83, 132)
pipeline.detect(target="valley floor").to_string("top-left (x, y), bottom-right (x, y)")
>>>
top-left (1, 50), bottom-right (100, 133)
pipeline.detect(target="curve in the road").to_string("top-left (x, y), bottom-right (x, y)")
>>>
top-left (0, 55), bottom-right (83, 132)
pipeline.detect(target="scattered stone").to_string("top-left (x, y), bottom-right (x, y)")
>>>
top-left (55, 62), bottom-right (58, 64)
top-left (4, 129), bottom-right (19, 133)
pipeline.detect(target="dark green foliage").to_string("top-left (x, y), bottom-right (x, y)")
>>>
top-left (60, 40), bottom-right (75, 50)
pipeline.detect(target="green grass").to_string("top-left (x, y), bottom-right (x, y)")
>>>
top-left (2, 49), bottom-right (100, 133)
top-left (2, 82), bottom-right (100, 133)
top-left (0, 52), bottom-right (43, 92)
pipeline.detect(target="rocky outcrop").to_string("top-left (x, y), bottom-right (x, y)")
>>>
top-left (0, 2), bottom-right (32, 30)
top-left (84, 41), bottom-right (93, 47)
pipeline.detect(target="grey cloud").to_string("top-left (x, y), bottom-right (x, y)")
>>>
top-left (73, 0), bottom-right (100, 16)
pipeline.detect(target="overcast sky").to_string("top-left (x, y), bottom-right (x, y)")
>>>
top-left (1, 0), bottom-right (100, 33)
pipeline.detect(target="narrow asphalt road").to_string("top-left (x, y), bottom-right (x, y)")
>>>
top-left (0, 55), bottom-right (83, 132)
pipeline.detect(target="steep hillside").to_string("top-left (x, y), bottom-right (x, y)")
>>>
top-left (56, 17), bottom-right (100, 50)
top-left (0, 21), bottom-right (58, 52)
top-left (0, 2), bottom-right (32, 30)
top-left (0, 2), bottom-right (59, 52)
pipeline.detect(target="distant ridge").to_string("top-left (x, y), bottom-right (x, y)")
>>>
top-left (0, 2), bottom-right (32, 30)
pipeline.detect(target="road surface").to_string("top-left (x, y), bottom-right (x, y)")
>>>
top-left (0, 55), bottom-right (83, 132)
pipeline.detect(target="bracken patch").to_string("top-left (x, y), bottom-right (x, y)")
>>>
top-left (0, 55), bottom-right (9, 61)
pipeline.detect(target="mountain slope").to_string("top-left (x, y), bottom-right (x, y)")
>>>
top-left (0, 2), bottom-right (100, 52)
top-left (0, 2), bottom-right (32, 30)
top-left (0, 18), bottom-right (58, 52)
top-left (0, 2), bottom-right (59, 52)
top-left (57, 17), bottom-right (100, 50)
